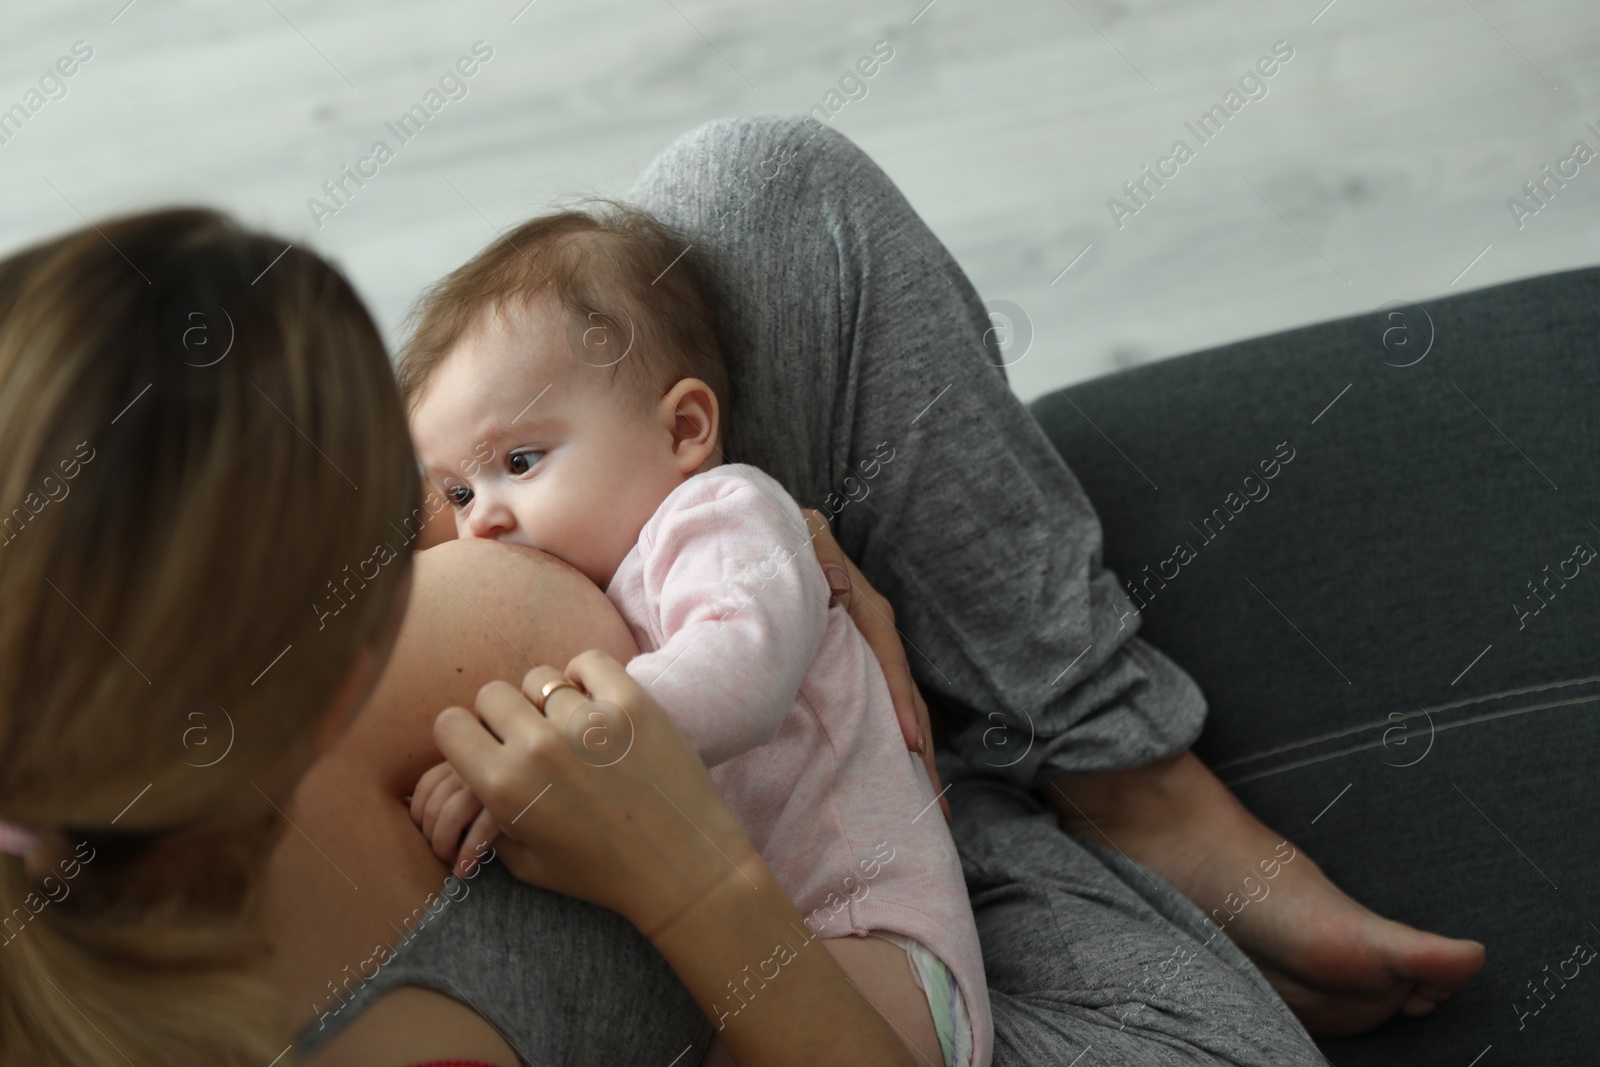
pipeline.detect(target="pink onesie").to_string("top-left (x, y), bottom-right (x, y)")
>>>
top-left (604, 462), bottom-right (993, 1067)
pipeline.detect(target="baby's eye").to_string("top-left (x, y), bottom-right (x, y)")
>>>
top-left (444, 484), bottom-right (473, 509)
top-left (508, 449), bottom-right (544, 476)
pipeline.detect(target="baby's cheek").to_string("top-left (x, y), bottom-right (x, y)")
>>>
top-left (576, 512), bottom-right (635, 585)
top-left (585, 512), bottom-right (629, 565)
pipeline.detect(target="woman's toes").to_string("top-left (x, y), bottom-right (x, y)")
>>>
top-left (1403, 932), bottom-right (1486, 991)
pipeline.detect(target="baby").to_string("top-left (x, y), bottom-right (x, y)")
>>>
top-left (399, 203), bottom-right (992, 1067)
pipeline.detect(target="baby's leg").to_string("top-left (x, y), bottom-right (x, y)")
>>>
top-left (700, 934), bottom-right (942, 1067)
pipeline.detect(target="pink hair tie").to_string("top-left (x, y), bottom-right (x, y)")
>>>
top-left (0, 819), bottom-right (38, 857)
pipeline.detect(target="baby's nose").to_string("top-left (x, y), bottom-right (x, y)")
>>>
top-left (466, 503), bottom-right (512, 540)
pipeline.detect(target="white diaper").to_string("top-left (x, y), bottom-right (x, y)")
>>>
top-left (877, 931), bottom-right (970, 1067)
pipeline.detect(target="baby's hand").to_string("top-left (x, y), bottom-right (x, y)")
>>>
top-left (408, 760), bottom-right (501, 878)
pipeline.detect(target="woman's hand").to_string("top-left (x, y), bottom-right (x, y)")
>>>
top-left (801, 508), bottom-right (949, 823)
top-left (431, 650), bottom-right (760, 939)
top-left (432, 652), bottom-right (920, 1066)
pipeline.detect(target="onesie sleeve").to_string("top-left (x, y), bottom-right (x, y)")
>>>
top-left (624, 473), bottom-right (829, 769)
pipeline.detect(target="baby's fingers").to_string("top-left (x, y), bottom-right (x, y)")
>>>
top-left (455, 808), bottom-right (501, 879)
top-left (420, 767), bottom-right (467, 845)
top-left (409, 761), bottom-right (457, 827)
top-left (429, 786), bottom-right (482, 864)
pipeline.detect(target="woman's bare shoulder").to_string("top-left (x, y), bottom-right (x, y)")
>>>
top-left (353, 539), bottom-right (639, 797)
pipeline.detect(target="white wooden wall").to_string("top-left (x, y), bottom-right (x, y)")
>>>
top-left (1, 0), bottom-right (1595, 400)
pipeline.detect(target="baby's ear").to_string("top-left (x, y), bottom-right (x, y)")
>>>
top-left (661, 377), bottom-right (720, 473)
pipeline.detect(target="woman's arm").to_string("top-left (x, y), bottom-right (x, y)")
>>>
top-left (800, 506), bottom-right (947, 822)
top-left (437, 652), bottom-right (918, 1067)
top-left (653, 850), bottom-right (919, 1067)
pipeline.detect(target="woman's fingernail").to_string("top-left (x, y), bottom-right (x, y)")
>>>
top-left (824, 565), bottom-right (849, 597)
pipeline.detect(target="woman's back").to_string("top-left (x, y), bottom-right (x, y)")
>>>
top-left (292, 859), bottom-right (710, 1064)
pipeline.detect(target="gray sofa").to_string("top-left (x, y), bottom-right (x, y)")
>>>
top-left (1030, 266), bottom-right (1600, 1064)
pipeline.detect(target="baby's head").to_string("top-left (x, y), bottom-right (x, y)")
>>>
top-left (399, 202), bottom-right (729, 588)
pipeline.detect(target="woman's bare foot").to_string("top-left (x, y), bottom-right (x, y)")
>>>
top-left (1045, 751), bottom-right (1486, 1037)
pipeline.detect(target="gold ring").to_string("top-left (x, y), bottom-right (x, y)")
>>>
top-left (535, 678), bottom-right (578, 712)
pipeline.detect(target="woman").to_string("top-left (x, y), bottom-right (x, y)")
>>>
top-left (0, 207), bottom-right (917, 1066)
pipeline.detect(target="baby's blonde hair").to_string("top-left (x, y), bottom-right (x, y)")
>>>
top-left (0, 209), bottom-right (419, 1065)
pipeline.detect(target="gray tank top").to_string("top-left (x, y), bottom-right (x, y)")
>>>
top-left (294, 858), bottom-right (713, 1064)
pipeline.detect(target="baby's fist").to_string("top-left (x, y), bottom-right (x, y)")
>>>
top-left (408, 760), bottom-right (501, 877)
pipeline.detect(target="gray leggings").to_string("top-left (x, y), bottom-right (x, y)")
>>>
top-left (630, 115), bottom-right (1323, 1066)
top-left (638, 117), bottom-right (1600, 1064)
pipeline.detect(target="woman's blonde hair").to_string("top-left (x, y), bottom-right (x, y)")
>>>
top-left (0, 209), bottom-right (419, 1064)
